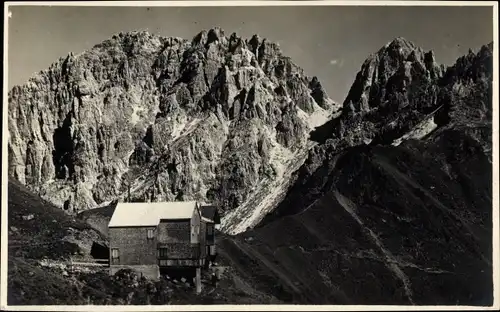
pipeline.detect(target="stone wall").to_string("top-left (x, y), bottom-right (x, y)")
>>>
top-left (109, 226), bottom-right (157, 265)
top-left (157, 220), bottom-right (190, 243)
top-left (109, 264), bottom-right (160, 280)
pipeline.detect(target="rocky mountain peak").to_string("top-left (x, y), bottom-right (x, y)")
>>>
top-left (343, 37), bottom-right (443, 114)
top-left (192, 27), bottom-right (228, 47)
top-left (305, 38), bottom-right (492, 185)
top-left (384, 36), bottom-right (417, 53)
top-left (8, 28), bottom-right (337, 232)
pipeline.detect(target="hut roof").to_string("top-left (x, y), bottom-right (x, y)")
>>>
top-left (108, 201), bottom-right (198, 227)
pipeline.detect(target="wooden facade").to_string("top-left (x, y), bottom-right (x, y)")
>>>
top-left (108, 201), bottom-right (219, 292)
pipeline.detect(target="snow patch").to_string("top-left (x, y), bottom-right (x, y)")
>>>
top-left (297, 102), bottom-right (334, 130)
top-left (307, 103), bottom-right (331, 129)
top-left (392, 115), bottom-right (438, 146)
top-left (94, 199), bottom-right (114, 209)
top-left (297, 108), bottom-right (309, 122)
top-left (164, 117), bottom-right (203, 146)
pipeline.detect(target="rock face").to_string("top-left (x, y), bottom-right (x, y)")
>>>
top-left (8, 28), bottom-right (337, 224)
top-left (344, 37), bottom-right (444, 114)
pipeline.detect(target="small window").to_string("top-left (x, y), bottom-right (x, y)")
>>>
top-left (158, 248), bottom-right (168, 258)
top-left (147, 228), bottom-right (155, 240)
top-left (111, 248), bottom-right (120, 264)
top-left (112, 248), bottom-right (119, 258)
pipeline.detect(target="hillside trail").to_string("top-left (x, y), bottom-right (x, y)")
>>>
top-left (372, 153), bottom-right (491, 266)
top-left (333, 190), bottom-right (415, 304)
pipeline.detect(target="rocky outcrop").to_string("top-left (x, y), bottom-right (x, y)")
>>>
top-left (309, 37), bottom-right (450, 148)
top-left (8, 28), bottom-right (337, 219)
top-left (438, 43), bottom-right (493, 127)
top-left (7, 179), bottom-right (108, 261)
top-left (296, 39), bottom-right (493, 204)
top-left (343, 37), bottom-right (444, 114)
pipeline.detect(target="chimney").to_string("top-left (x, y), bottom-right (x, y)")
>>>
top-left (127, 182), bottom-right (131, 202)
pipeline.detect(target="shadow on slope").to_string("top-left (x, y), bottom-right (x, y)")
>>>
top-left (249, 128), bottom-right (492, 305)
top-left (7, 179), bottom-right (111, 304)
top-left (7, 179), bottom-right (108, 261)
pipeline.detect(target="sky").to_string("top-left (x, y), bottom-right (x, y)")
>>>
top-left (6, 3), bottom-right (494, 103)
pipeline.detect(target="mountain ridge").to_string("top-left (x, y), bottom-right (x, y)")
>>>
top-left (8, 28), bottom-right (339, 234)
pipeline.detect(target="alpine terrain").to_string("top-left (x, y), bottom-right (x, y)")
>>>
top-left (6, 28), bottom-right (493, 305)
top-left (8, 28), bottom-right (339, 234)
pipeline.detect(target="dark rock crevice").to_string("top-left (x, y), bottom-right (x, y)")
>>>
top-left (52, 113), bottom-right (75, 180)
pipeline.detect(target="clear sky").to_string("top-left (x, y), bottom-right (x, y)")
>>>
top-left (6, 3), bottom-right (494, 103)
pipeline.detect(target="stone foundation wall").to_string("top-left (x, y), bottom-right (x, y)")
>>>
top-left (109, 264), bottom-right (160, 280)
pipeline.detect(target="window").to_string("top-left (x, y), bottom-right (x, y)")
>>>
top-left (112, 248), bottom-right (119, 258)
top-left (147, 228), bottom-right (155, 240)
top-left (158, 248), bottom-right (168, 259)
top-left (111, 248), bottom-right (120, 264)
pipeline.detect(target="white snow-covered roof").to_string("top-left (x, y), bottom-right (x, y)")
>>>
top-left (108, 201), bottom-right (199, 227)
